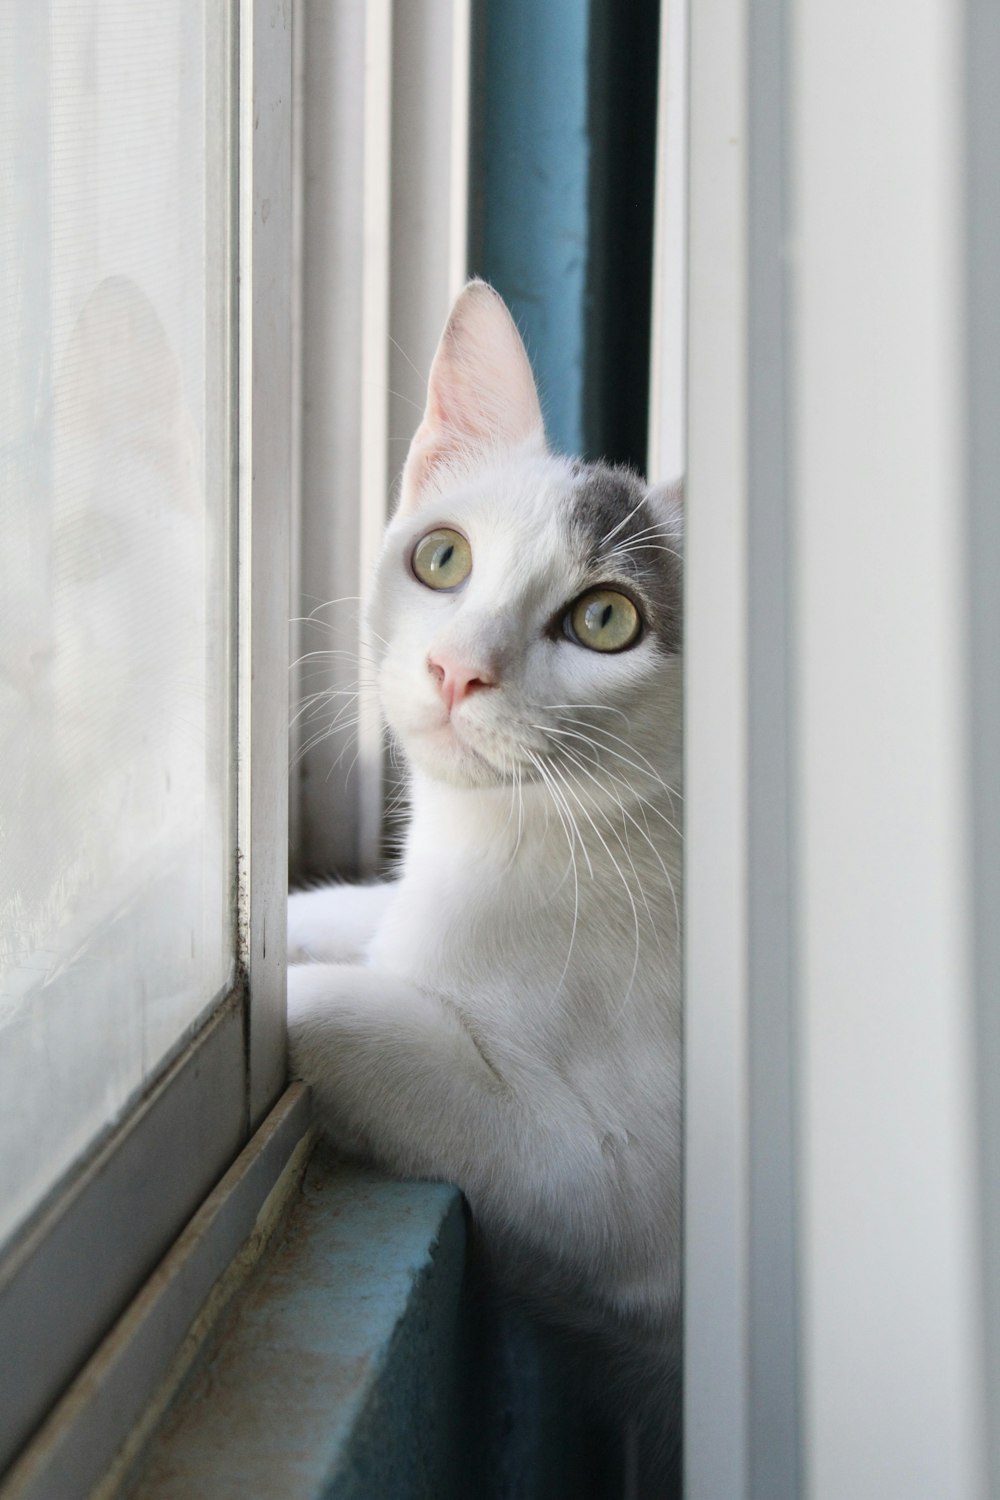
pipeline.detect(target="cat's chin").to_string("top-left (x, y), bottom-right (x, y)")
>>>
top-left (402, 720), bottom-right (513, 791)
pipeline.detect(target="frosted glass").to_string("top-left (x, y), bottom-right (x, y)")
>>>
top-left (0, 3), bottom-right (235, 1245)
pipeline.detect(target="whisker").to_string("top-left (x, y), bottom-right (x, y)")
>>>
top-left (543, 702), bottom-right (632, 725)
top-left (290, 646), bottom-right (380, 670)
top-left (387, 386), bottom-right (425, 415)
top-left (557, 742), bottom-right (681, 946)
top-left (550, 716), bottom-right (684, 809)
top-left (290, 706), bottom-right (363, 768)
top-left (526, 749), bottom-right (582, 989)
top-left (538, 723), bottom-right (684, 838)
top-left (555, 749), bottom-right (660, 934)
top-left (543, 756), bottom-right (641, 1002)
top-left (607, 520), bottom-right (666, 542)
top-left (599, 494), bottom-right (649, 547)
top-left (607, 541), bottom-right (682, 561)
top-left (289, 686), bottom-right (359, 730)
top-left (388, 333), bottom-right (425, 384)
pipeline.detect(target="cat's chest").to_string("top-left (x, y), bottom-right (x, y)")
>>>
top-left (368, 839), bottom-right (672, 1008)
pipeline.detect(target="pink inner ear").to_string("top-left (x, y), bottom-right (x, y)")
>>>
top-left (404, 420), bottom-right (456, 498)
top-left (398, 281), bottom-right (546, 514)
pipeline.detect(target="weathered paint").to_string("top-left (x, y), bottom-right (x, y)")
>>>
top-left (126, 1150), bottom-right (621, 1500)
top-left (127, 1152), bottom-right (466, 1500)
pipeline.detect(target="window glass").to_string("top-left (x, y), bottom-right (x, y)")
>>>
top-left (0, 1), bottom-right (235, 1245)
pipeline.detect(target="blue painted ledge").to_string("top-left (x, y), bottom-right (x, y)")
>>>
top-left (127, 1151), bottom-right (464, 1500)
top-left (127, 1147), bottom-right (621, 1500)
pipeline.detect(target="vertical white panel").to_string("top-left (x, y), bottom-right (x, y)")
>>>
top-left (355, 0), bottom-right (394, 875)
top-left (790, 3), bottom-right (986, 1495)
top-left (682, 2), bottom-right (993, 1494)
top-left (293, 0), bottom-right (470, 881)
top-left (388, 0), bottom-right (470, 489)
top-left (448, 4), bottom-right (471, 298)
top-left (745, 0), bottom-right (799, 1489)
top-left (683, 0), bottom-right (749, 1495)
top-left (287, 0), bottom-right (306, 865)
top-left (240, 0), bottom-right (292, 1123)
top-left (381, 0), bottom-right (470, 851)
top-left (965, 4), bottom-right (1000, 1493)
top-left (647, 0), bottom-right (687, 485)
top-left (294, 0), bottom-right (366, 880)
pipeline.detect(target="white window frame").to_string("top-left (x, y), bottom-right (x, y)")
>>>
top-left (680, 2), bottom-right (996, 1497)
top-left (290, 0), bottom-right (469, 884)
top-left (0, 0), bottom-right (291, 1481)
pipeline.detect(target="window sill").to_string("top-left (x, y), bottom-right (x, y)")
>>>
top-left (125, 1149), bottom-right (466, 1500)
top-left (4, 1089), bottom-right (622, 1500)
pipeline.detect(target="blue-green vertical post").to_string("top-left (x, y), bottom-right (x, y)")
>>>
top-left (470, 0), bottom-right (591, 458)
top-left (470, 0), bottom-right (661, 470)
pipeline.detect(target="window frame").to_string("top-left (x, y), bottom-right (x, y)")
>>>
top-left (290, 0), bottom-right (470, 885)
top-left (0, 0), bottom-right (291, 1475)
top-left (682, 1), bottom-right (994, 1496)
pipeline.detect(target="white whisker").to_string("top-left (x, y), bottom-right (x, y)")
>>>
top-left (556, 742), bottom-right (681, 948)
top-left (527, 750), bottom-right (582, 991)
top-left (538, 722), bottom-right (683, 838)
top-left (599, 493), bottom-right (649, 547)
top-left (543, 755), bottom-right (641, 1002)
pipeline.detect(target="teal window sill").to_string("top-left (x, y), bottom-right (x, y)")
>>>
top-left (126, 1146), bottom-right (623, 1500)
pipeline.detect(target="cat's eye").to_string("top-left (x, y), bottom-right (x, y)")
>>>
top-left (411, 527), bottom-right (472, 590)
top-left (565, 588), bottom-right (642, 652)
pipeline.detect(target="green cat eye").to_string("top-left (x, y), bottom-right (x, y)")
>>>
top-left (411, 527), bottom-right (472, 590)
top-left (566, 588), bottom-right (642, 653)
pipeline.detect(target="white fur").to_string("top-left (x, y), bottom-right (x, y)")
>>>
top-left (286, 882), bottom-right (394, 964)
top-left (287, 282), bottom-right (682, 1464)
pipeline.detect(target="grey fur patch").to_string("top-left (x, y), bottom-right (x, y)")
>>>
top-left (568, 462), bottom-right (683, 654)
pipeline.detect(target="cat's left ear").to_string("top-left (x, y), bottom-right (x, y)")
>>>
top-left (645, 478), bottom-right (684, 554)
top-left (398, 280), bottom-right (546, 513)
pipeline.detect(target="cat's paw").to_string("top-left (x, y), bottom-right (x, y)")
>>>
top-left (287, 881), bottom-right (395, 964)
top-left (285, 960), bottom-right (382, 1075)
top-left (285, 962), bottom-right (371, 1154)
top-left (285, 960), bottom-right (334, 1077)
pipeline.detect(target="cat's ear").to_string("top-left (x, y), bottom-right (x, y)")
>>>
top-left (646, 478), bottom-right (684, 552)
top-left (399, 280), bottom-right (546, 513)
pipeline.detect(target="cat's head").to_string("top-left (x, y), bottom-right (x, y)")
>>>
top-left (370, 281), bottom-right (682, 796)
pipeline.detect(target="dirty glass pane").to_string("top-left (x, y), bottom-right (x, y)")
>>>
top-left (0, 2), bottom-right (235, 1244)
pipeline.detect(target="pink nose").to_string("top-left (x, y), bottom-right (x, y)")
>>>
top-left (427, 653), bottom-right (497, 712)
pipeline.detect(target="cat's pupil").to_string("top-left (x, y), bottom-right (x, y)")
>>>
top-left (585, 600), bottom-right (614, 634)
top-left (568, 589), bottom-right (640, 652)
top-left (411, 527), bottom-right (472, 590)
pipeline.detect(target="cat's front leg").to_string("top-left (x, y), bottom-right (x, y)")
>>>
top-left (286, 961), bottom-right (508, 1186)
top-left (287, 881), bottom-right (395, 964)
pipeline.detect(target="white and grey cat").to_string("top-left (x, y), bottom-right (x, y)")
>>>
top-left (287, 280), bottom-right (682, 1473)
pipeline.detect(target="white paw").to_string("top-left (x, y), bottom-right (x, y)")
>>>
top-left (285, 961), bottom-right (369, 1074)
top-left (285, 961), bottom-right (344, 1086)
top-left (285, 959), bottom-right (320, 1026)
top-left (287, 881), bottom-right (394, 964)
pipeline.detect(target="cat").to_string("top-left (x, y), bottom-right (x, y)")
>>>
top-left (287, 279), bottom-right (683, 1483)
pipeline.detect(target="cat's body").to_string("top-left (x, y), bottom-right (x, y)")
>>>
top-left (287, 282), bottom-right (682, 1477)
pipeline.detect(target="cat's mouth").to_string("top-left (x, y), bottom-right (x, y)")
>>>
top-left (412, 711), bottom-right (527, 787)
top-left (433, 715), bottom-right (500, 768)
